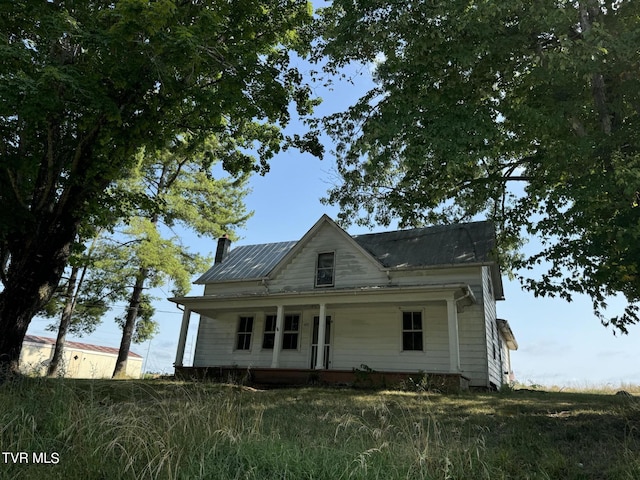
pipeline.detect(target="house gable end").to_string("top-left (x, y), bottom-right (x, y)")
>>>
top-left (267, 215), bottom-right (387, 290)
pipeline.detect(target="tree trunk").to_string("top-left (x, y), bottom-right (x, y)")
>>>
top-left (0, 306), bottom-right (34, 379)
top-left (112, 267), bottom-right (149, 378)
top-left (0, 213), bottom-right (79, 380)
top-left (46, 265), bottom-right (80, 377)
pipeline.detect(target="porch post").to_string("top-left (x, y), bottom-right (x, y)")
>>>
top-left (446, 298), bottom-right (461, 372)
top-left (314, 303), bottom-right (327, 370)
top-left (175, 308), bottom-right (191, 367)
top-left (271, 305), bottom-right (284, 368)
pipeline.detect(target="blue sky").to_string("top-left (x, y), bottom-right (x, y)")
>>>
top-left (27, 44), bottom-right (640, 388)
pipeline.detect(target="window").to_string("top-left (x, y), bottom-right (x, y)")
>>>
top-left (402, 311), bottom-right (423, 351)
top-left (236, 316), bottom-right (253, 350)
top-left (315, 252), bottom-right (335, 287)
top-left (282, 314), bottom-right (300, 349)
top-left (262, 314), bottom-right (277, 349)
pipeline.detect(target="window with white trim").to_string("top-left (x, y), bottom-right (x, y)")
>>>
top-left (315, 252), bottom-right (335, 287)
top-left (402, 311), bottom-right (423, 351)
top-left (262, 314), bottom-right (277, 349)
top-left (236, 316), bottom-right (253, 350)
top-left (282, 314), bottom-right (300, 349)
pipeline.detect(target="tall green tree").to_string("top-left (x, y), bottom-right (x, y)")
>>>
top-left (318, 0), bottom-right (640, 331)
top-left (109, 136), bottom-right (250, 377)
top-left (43, 232), bottom-right (114, 377)
top-left (0, 0), bottom-right (320, 376)
top-left (44, 135), bottom-right (250, 378)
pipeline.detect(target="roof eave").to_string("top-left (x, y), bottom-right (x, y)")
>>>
top-left (497, 319), bottom-right (518, 350)
top-left (194, 276), bottom-right (268, 285)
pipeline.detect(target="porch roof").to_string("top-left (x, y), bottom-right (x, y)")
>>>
top-left (170, 283), bottom-right (475, 316)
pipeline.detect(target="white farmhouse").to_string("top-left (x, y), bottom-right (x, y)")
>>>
top-left (170, 215), bottom-right (517, 390)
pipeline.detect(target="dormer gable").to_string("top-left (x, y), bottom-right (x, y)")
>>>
top-left (266, 215), bottom-right (388, 290)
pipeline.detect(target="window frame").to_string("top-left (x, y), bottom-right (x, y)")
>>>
top-left (401, 310), bottom-right (424, 352)
top-left (235, 315), bottom-right (254, 351)
top-left (262, 314), bottom-right (277, 349)
top-left (315, 251), bottom-right (335, 288)
top-left (282, 313), bottom-right (301, 350)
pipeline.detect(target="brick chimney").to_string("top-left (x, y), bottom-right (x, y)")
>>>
top-left (215, 235), bottom-right (231, 264)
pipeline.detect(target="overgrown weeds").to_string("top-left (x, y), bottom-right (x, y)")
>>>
top-left (1, 378), bottom-right (638, 479)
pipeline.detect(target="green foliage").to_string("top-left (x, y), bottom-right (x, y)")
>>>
top-left (352, 363), bottom-right (378, 388)
top-left (1, 0), bottom-right (317, 232)
top-left (317, 0), bottom-right (640, 330)
top-left (41, 133), bottom-right (251, 350)
top-left (41, 235), bottom-right (119, 337)
top-left (114, 293), bottom-right (158, 344)
top-left (0, 0), bottom-right (321, 367)
top-left (95, 136), bottom-right (251, 346)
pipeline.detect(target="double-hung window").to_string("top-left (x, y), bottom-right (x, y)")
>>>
top-left (315, 252), bottom-right (335, 287)
top-left (236, 316), bottom-right (253, 350)
top-left (262, 314), bottom-right (277, 349)
top-left (282, 314), bottom-right (300, 349)
top-left (402, 311), bottom-right (423, 351)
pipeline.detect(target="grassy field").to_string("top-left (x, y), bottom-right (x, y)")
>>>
top-left (0, 378), bottom-right (639, 479)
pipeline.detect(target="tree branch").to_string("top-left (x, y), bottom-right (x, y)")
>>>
top-left (578, 1), bottom-right (612, 136)
top-left (33, 118), bottom-right (60, 212)
top-left (6, 170), bottom-right (28, 210)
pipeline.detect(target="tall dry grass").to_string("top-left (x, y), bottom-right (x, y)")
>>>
top-left (1, 378), bottom-right (639, 479)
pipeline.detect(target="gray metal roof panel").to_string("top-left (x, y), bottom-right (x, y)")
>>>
top-left (352, 221), bottom-right (496, 269)
top-left (195, 241), bottom-right (297, 283)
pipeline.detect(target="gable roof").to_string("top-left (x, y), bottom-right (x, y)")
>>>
top-left (196, 216), bottom-right (500, 285)
top-left (23, 335), bottom-right (142, 359)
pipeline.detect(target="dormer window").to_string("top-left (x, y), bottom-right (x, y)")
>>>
top-left (315, 252), bottom-right (335, 287)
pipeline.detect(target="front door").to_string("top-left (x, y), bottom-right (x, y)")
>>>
top-left (310, 315), bottom-right (331, 369)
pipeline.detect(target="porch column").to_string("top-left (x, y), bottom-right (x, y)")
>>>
top-left (271, 305), bottom-right (284, 368)
top-left (446, 298), bottom-right (461, 372)
top-left (314, 303), bottom-right (327, 370)
top-left (174, 308), bottom-right (191, 367)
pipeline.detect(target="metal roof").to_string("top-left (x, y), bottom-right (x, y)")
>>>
top-left (23, 335), bottom-right (142, 358)
top-left (195, 241), bottom-right (298, 283)
top-left (352, 221), bottom-right (496, 269)
top-left (196, 221), bottom-right (497, 283)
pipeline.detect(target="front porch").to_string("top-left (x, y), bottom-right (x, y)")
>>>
top-left (175, 366), bottom-right (470, 392)
top-left (172, 284), bottom-right (476, 374)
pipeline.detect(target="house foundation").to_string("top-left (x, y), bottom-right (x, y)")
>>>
top-left (175, 366), bottom-right (470, 392)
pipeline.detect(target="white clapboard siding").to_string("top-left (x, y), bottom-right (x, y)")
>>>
top-left (458, 281), bottom-right (490, 386)
top-left (194, 311), bottom-right (313, 369)
top-left (330, 304), bottom-right (450, 373)
top-left (203, 281), bottom-right (267, 296)
top-left (482, 266), bottom-right (502, 388)
top-left (193, 300), bottom-right (494, 386)
top-left (269, 222), bottom-right (388, 291)
top-left (500, 341), bottom-right (512, 385)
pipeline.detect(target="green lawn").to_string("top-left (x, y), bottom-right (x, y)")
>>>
top-left (1, 378), bottom-right (639, 479)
